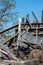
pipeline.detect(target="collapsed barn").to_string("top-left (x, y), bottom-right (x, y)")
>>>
top-left (0, 11), bottom-right (43, 60)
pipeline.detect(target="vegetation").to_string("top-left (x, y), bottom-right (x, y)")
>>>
top-left (0, 0), bottom-right (18, 30)
top-left (0, 0), bottom-right (18, 40)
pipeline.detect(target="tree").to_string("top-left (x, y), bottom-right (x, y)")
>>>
top-left (0, 0), bottom-right (18, 30)
top-left (0, 0), bottom-right (18, 41)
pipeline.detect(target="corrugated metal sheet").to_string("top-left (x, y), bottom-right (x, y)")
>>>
top-left (21, 30), bottom-right (43, 44)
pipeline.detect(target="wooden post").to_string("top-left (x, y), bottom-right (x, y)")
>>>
top-left (15, 29), bottom-right (18, 42)
top-left (22, 17), bottom-right (24, 23)
top-left (17, 18), bottom-right (22, 47)
top-left (32, 11), bottom-right (39, 23)
top-left (41, 10), bottom-right (43, 27)
top-left (26, 14), bottom-right (29, 24)
top-left (16, 18), bottom-right (22, 57)
top-left (25, 14), bottom-right (32, 28)
top-left (36, 25), bottom-right (38, 42)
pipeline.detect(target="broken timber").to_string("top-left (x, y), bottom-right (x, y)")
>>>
top-left (0, 49), bottom-right (19, 61)
top-left (3, 33), bottom-right (18, 45)
top-left (0, 11), bottom-right (43, 60)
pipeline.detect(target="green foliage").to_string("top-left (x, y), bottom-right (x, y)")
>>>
top-left (0, 0), bottom-right (18, 30)
top-left (8, 63), bottom-right (12, 65)
top-left (0, 0), bottom-right (15, 19)
top-left (42, 50), bottom-right (43, 53)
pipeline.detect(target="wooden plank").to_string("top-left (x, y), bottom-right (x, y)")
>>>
top-left (3, 33), bottom-right (18, 44)
top-left (26, 14), bottom-right (32, 28)
top-left (0, 49), bottom-right (19, 61)
top-left (32, 11), bottom-right (39, 22)
top-left (8, 38), bottom-right (14, 47)
top-left (31, 32), bottom-right (43, 36)
top-left (31, 22), bottom-right (43, 25)
top-left (0, 22), bottom-right (43, 34)
top-left (0, 24), bottom-right (18, 34)
top-left (15, 27), bottom-right (43, 30)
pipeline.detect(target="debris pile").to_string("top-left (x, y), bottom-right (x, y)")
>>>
top-left (0, 11), bottom-right (43, 61)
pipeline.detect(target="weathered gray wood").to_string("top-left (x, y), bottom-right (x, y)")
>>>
top-left (2, 59), bottom-right (39, 65)
top-left (32, 11), bottom-right (39, 22)
top-left (0, 49), bottom-right (19, 61)
top-left (0, 24), bottom-right (18, 34)
top-left (3, 33), bottom-right (18, 44)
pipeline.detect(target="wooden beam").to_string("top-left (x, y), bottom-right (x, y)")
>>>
top-left (8, 38), bottom-right (14, 47)
top-left (15, 27), bottom-right (43, 31)
top-left (26, 14), bottom-right (32, 28)
top-left (22, 17), bottom-right (24, 23)
top-left (3, 33), bottom-right (18, 44)
top-left (42, 10), bottom-right (43, 23)
top-left (0, 24), bottom-right (18, 34)
top-left (36, 26), bottom-right (38, 40)
top-left (0, 49), bottom-right (19, 60)
top-left (31, 22), bottom-right (43, 25)
top-left (32, 11), bottom-right (39, 22)
top-left (0, 22), bottom-right (43, 34)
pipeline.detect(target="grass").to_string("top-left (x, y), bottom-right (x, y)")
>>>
top-left (40, 63), bottom-right (43, 65)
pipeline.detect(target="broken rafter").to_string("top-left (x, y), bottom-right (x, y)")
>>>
top-left (41, 10), bottom-right (43, 27)
top-left (0, 49), bottom-right (19, 61)
top-left (26, 14), bottom-right (32, 28)
top-left (0, 24), bottom-right (18, 34)
top-left (3, 33), bottom-right (18, 45)
top-left (32, 11), bottom-right (39, 23)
